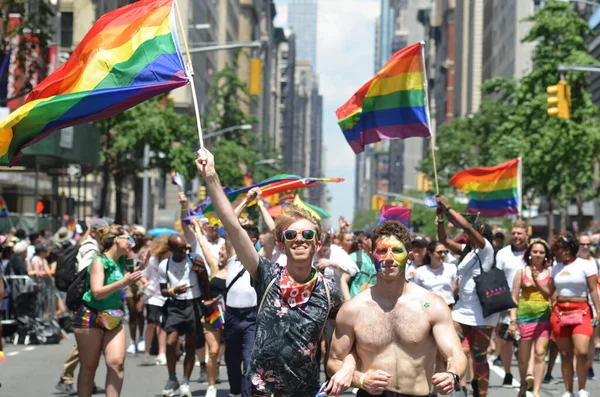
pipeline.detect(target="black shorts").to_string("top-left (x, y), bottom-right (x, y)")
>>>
top-left (498, 323), bottom-right (517, 342)
top-left (164, 299), bottom-right (201, 335)
top-left (357, 390), bottom-right (430, 397)
top-left (146, 304), bottom-right (165, 325)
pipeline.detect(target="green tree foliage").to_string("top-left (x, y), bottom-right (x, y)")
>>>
top-left (205, 53), bottom-right (281, 188)
top-left (94, 96), bottom-right (198, 223)
top-left (0, 0), bottom-right (54, 105)
top-left (420, 1), bottom-right (600, 229)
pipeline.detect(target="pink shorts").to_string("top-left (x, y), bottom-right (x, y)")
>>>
top-left (518, 321), bottom-right (551, 340)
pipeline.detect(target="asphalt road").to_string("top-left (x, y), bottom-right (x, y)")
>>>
top-left (1, 337), bottom-right (600, 397)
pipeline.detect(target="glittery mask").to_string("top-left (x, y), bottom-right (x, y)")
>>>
top-left (372, 236), bottom-right (408, 273)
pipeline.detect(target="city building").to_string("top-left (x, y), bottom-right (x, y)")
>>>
top-left (288, 0), bottom-right (318, 69)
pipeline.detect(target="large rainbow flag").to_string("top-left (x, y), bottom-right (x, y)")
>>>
top-left (449, 158), bottom-right (521, 217)
top-left (336, 42), bottom-right (431, 154)
top-left (0, 0), bottom-right (188, 165)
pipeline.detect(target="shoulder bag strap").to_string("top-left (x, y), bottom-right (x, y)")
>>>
top-left (258, 276), bottom-right (278, 315)
top-left (224, 266), bottom-right (246, 298)
top-left (318, 277), bottom-right (332, 339)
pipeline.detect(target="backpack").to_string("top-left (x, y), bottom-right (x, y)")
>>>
top-left (65, 267), bottom-right (88, 311)
top-left (54, 243), bottom-right (81, 292)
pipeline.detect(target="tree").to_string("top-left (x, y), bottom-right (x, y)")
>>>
top-left (0, 0), bottom-right (54, 105)
top-left (420, 1), bottom-right (600, 234)
top-left (94, 95), bottom-right (198, 223)
top-left (205, 53), bottom-right (281, 188)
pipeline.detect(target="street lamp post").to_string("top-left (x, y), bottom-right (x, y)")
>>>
top-left (204, 124), bottom-right (253, 140)
top-left (188, 41), bottom-right (263, 54)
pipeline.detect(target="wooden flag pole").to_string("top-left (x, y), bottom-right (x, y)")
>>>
top-left (431, 139), bottom-right (440, 195)
top-left (173, 0), bottom-right (205, 149)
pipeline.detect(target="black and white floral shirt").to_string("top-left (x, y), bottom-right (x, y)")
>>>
top-left (248, 256), bottom-right (343, 396)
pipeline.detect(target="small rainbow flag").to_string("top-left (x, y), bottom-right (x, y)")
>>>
top-left (449, 158), bottom-right (521, 218)
top-left (0, 197), bottom-right (9, 218)
top-left (171, 171), bottom-right (184, 190)
top-left (336, 42), bottom-right (431, 154)
top-left (207, 300), bottom-right (225, 331)
top-left (0, 0), bottom-right (188, 165)
top-left (378, 205), bottom-right (410, 227)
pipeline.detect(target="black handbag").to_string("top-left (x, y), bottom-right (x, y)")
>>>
top-left (473, 253), bottom-right (517, 318)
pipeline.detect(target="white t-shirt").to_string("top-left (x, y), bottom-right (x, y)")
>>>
top-left (143, 256), bottom-right (167, 306)
top-left (414, 263), bottom-right (458, 305)
top-left (495, 245), bottom-right (525, 292)
top-left (453, 239), bottom-right (500, 326)
top-left (157, 254), bottom-right (203, 300)
top-left (405, 262), bottom-right (418, 281)
top-left (550, 257), bottom-right (597, 297)
top-left (192, 236), bottom-right (225, 277)
top-left (225, 256), bottom-right (257, 309)
top-left (312, 245), bottom-right (359, 287)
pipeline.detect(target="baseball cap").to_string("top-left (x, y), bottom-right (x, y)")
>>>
top-left (90, 219), bottom-right (109, 230)
top-left (411, 236), bottom-right (428, 248)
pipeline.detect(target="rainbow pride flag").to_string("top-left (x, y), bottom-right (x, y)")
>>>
top-left (171, 171), bottom-right (184, 190)
top-left (378, 205), bottom-right (410, 227)
top-left (0, 0), bottom-right (188, 165)
top-left (336, 42), bottom-right (431, 154)
top-left (449, 158), bottom-right (521, 217)
top-left (207, 299), bottom-right (225, 331)
top-left (0, 197), bottom-right (7, 218)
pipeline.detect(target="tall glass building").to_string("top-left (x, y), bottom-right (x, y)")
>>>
top-left (288, 0), bottom-right (318, 69)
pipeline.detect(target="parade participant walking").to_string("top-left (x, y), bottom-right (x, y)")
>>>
top-left (125, 228), bottom-right (149, 355)
top-left (74, 226), bottom-right (145, 397)
top-left (534, 232), bottom-right (600, 397)
top-left (436, 195), bottom-right (498, 397)
top-left (195, 148), bottom-right (343, 397)
top-left (509, 239), bottom-right (552, 397)
top-left (57, 219), bottom-right (109, 395)
top-left (140, 235), bottom-right (171, 367)
top-left (159, 235), bottom-right (209, 397)
top-left (414, 240), bottom-right (458, 373)
top-left (495, 220), bottom-right (529, 388)
top-left (190, 217), bottom-right (228, 397)
top-left (578, 234), bottom-right (600, 380)
top-left (326, 220), bottom-right (466, 397)
top-left (406, 236), bottom-right (427, 281)
top-left (342, 237), bottom-right (377, 299)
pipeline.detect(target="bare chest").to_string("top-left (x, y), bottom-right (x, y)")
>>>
top-left (354, 302), bottom-right (433, 350)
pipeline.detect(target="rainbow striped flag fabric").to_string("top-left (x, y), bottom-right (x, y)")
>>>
top-left (336, 42), bottom-right (431, 154)
top-left (449, 158), bottom-right (521, 217)
top-left (0, 197), bottom-right (8, 218)
top-left (0, 0), bottom-right (188, 165)
top-left (378, 205), bottom-right (411, 227)
top-left (171, 171), bottom-right (184, 190)
top-left (207, 298), bottom-right (225, 331)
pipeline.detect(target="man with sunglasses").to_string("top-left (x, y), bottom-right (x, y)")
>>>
top-left (326, 220), bottom-right (466, 397)
top-left (494, 219), bottom-right (529, 388)
top-left (158, 235), bottom-right (209, 397)
top-left (195, 149), bottom-right (344, 397)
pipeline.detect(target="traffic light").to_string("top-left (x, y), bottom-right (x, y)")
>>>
top-left (197, 186), bottom-right (207, 202)
top-left (249, 58), bottom-right (263, 95)
top-left (371, 194), bottom-right (385, 211)
top-left (403, 198), bottom-right (412, 209)
top-left (547, 80), bottom-right (571, 119)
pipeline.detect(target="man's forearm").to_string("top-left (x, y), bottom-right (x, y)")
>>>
top-left (445, 348), bottom-right (467, 380)
top-left (257, 201), bottom-right (276, 233)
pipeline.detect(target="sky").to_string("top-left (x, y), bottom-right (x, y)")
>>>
top-left (273, 0), bottom-right (380, 227)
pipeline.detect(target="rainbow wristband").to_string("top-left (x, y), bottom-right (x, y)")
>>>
top-left (170, 288), bottom-right (176, 297)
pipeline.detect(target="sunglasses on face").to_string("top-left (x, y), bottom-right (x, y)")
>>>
top-left (170, 246), bottom-right (187, 252)
top-left (118, 235), bottom-right (135, 247)
top-left (435, 250), bottom-right (449, 255)
top-left (282, 229), bottom-right (317, 241)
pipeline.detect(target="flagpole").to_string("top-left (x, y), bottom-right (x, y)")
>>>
top-left (420, 42), bottom-right (439, 195)
top-left (173, 0), bottom-right (205, 150)
top-left (517, 156), bottom-right (522, 217)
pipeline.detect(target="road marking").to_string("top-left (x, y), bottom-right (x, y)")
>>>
top-left (6, 352), bottom-right (19, 356)
top-left (23, 346), bottom-right (35, 351)
top-left (5, 346), bottom-right (37, 357)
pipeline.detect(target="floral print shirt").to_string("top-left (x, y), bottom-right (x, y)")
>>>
top-left (248, 256), bottom-right (343, 396)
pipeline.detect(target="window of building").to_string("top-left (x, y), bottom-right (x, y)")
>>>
top-left (61, 12), bottom-right (73, 48)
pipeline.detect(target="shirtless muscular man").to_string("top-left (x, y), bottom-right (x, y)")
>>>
top-left (327, 221), bottom-right (467, 397)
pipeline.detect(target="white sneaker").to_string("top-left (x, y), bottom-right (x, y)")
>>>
top-left (180, 383), bottom-right (192, 397)
top-left (578, 390), bottom-right (591, 397)
top-left (126, 341), bottom-right (137, 355)
top-left (195, 359), bottom-right (200, 367)
top-left (155, 353), bottom-right (167, 366)
top-left (352, 388), bottom-right (358, 395)
top-left (137, 339), bottom-right (145, 352)
top-left (561, 393), bottom-right (575, 397)
top-left (205, 386), bottom-right (217, 397)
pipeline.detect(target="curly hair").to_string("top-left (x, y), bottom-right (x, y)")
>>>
top-left (371, 221), bottom-right (411, 251)
top-left (274, 204), bottom-right (321, 243)
top-left (96, 225), bottom-right (126, 252)
top-left (551, 231), bottom-right (579, 257)
top-left (150, 234), bottom-right (171, 258)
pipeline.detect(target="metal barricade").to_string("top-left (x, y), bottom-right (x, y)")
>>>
top-left (1, 275), bottom-right (58, 323)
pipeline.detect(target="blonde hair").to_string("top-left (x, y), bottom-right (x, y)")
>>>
top-left (274, 205), bottom-right (321, 243)
top-left (96, 225), bottom-right (126, 252)
top-left (150, 234), bottom-right (171, 258)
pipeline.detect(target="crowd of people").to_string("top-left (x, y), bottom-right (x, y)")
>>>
top-left (0, 149), bottom-right (599, 397)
